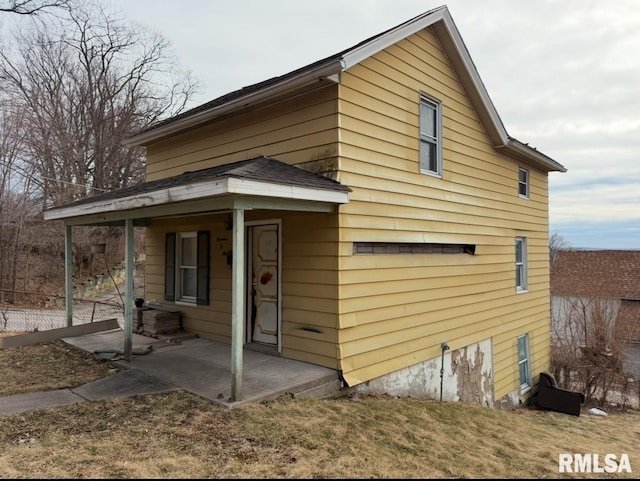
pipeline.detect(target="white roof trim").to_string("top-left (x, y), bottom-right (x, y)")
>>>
top-left (434, 9), bottom-right (509, 144)
top-left (44, 178), bottom-right (349, 221)
top-left (339, 7), bottom-right (506, 146)
top-left (342, 6), bottom-right (564, 171)
top-left (226, 178), bottom-right (348, 203)
top-left (504, 139), bottom-right (567, 172)
top-left (341, 7), bottom-right (447, 70)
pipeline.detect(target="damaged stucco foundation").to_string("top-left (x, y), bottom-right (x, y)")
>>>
top-left (495, 390), bottom-right (521, 410)
top-left (353, 339), bottom-right (494, 406)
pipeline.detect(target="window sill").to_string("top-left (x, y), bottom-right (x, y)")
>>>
top-left (516, 288), bottom-right (528, 295)
top-left (520, 385), bottom-right (532, 395)
top-left (175, 300), bottom-right (196, 307)
top-left (420, 169), bottom-right (443, 179)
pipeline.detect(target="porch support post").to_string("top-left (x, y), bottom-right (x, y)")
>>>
top-left (231, 207), bottom-right (245, 401)
top-left (123, 218), bottom-right (134, 362)
top-left (64, 224), bottom-right (73, 327)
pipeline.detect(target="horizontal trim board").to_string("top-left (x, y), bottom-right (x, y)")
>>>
top-left (45, 178), bottom-right (348, 223)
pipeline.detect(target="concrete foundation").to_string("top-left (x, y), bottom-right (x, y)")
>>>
top-left (353, 338), bottom-right (494, 406)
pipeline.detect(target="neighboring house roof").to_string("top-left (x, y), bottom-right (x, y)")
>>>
top-left (551, 250), bottom-right (640, 300)
top-left (124, 6), bottom-right (565, 174)
top-left (45, 156), bottom-right (350, 221)
top-left (618, 300), bottom-right (640, 335)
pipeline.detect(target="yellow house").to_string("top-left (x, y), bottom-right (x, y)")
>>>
top-left (45, 6), bottom-right (566, 408)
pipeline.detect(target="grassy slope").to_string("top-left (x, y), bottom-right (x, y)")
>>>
top-left (0, 337), bottom-right (638, 478)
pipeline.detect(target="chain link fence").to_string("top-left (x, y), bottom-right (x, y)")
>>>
top-left (0, 296), bottom-right (124, 333)
top-left (0, 262), bottom-right (143, 333)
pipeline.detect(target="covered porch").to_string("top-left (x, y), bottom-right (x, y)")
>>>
top-left (43, 157), bottom-right (350, 402)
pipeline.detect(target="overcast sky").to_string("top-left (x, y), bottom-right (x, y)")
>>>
top-left (103, 1), bottom-right (639, 249)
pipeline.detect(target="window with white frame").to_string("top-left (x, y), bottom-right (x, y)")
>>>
top-left (518, 167), bottom-right (529, 198)
top-left (515, 236), bottom-right (528, 292)
top-left (419, 93), bottom-right (443, 177)
top-left (177, 232), bottom-right (197, 301)
top-left (164, 231), bottom-right (210, 305)
top-left (517, 334), bottom-right (532, 393)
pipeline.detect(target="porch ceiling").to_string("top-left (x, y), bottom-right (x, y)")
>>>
top-left (43, 156), bottom-right (350, 226)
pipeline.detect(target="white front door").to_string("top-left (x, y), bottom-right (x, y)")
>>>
top-left (248, 223), bottom-right (279, 346)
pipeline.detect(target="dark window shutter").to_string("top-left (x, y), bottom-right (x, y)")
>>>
top-left (164, 232), bottom-right (176, 301)
top-left (196, 230), bottom-right (210, 305)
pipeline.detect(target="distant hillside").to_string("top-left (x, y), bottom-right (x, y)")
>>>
top-left (0, 216), bottom-right (145, 307)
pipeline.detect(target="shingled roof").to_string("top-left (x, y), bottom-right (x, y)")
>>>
top-left (550, 250), bottom-right (640, 299)
top-left (128, 7), bottom-right (444, 141)
top-left (618, 300), bottom-right (640, 333)
top-left (44, 156), bottom-right (350, 220)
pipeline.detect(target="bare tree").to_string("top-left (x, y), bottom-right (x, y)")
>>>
top-left (0, 0), bottom-right (198, 305)
top-left (0, 1), bottom-right (198, 206)
top-left (0, 98), bottom-right (25, 302)
top-left (550, 231), bottom-right (571, 263)
top-left (0, 0), bottom-right (68, 15)
top-left (552, 293), bottom-right (640, 407)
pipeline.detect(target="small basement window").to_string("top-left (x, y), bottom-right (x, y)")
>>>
top-left (354, 242), bottom-right (476, 255)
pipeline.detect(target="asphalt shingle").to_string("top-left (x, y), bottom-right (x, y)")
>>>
top-left (47, 156), bottom-right (350, 212)
top-left (551, 250), bottom-right (640, 299)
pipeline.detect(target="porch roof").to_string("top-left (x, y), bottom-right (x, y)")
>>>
top-left (43, 156), bottom-right (350, 226)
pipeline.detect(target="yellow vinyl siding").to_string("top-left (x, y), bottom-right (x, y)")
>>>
top-left (142, 82), bottom-right (342, 368)
top-left (144, 210), bottom-right (340, 369)
top-left (492, 312), bottom-right (550, 397)
top-left (137, 21), bottom-right (553, 401)
top-left (338, 155), bottom-right (548, 218)
top-left (145, 215), bottom-right (232, 341)
top-left (280, 212), bottom-right (339, 368)
top-left (145, 85), bottom-right (339, 180)
top-left (335, 25), bottom-right (551, 397)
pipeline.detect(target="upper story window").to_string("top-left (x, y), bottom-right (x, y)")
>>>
top-left (419, 93), bottom-right (443, 177)
top-left (518, 168), bottom-right (530, 199)
top-left (515, 236), bottom-right (528, 293)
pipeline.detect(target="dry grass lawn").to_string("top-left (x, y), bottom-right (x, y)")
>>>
top-left (1, 333), bottom-right (639, 478)
top-left (0, 335), bottom-right (112, 396)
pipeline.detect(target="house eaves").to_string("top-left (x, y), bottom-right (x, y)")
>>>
top-left (125, 5), bottom-right (566, 173)
top-left (124, 58), bottom-right (344, 148)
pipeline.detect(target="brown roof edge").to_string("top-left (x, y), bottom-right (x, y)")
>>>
top-left (551, 249), bottom-right (640, 298)
top-left (44, 156), bottom-right (351, 213)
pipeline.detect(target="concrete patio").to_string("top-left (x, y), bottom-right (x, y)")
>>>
top-left (62, 328), bottom-right (343, 408)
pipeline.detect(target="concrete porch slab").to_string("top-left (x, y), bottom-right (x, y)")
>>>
top-left (62, 329), bottom-right (340, 408)
top-left (62, 328), bottom-right (184, 356)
